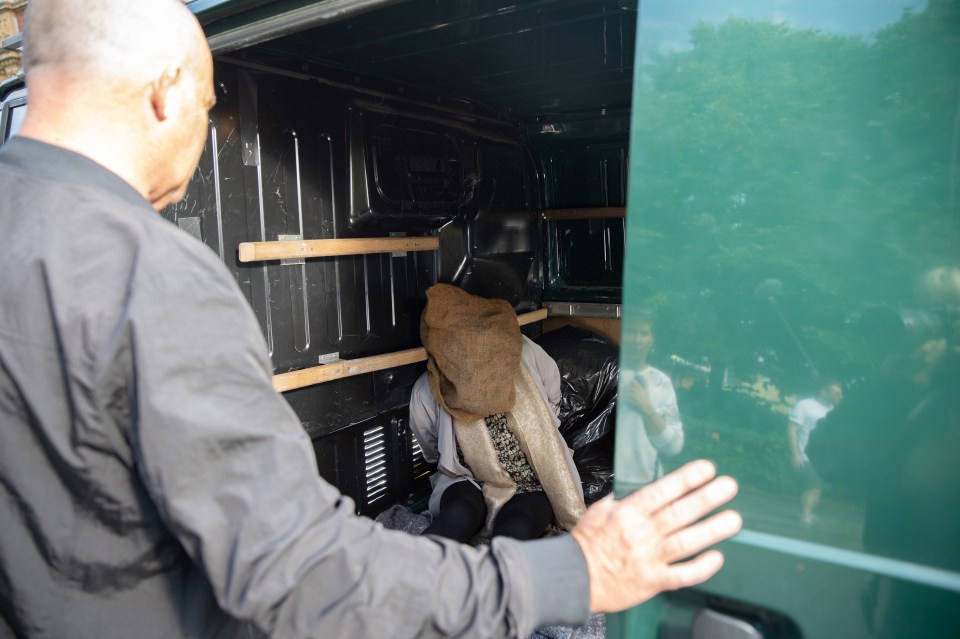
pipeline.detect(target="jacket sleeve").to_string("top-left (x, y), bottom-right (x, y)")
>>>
top-left (123, 254), bottom-right (589, 638)
top-left (409, 372), bottom-right (441, 464)
top-left (521, 336), bottom-right (562, 420)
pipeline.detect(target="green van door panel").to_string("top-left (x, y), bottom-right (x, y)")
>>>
top-left (615, 0), bottom-right (959, 637)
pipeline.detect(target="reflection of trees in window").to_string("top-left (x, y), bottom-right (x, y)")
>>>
top-left (629, 0), bottom-right (960, 390)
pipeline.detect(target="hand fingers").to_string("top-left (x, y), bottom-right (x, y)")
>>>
top-left (659, 509), bottom-right (743, 564)
top-left (656, 550), bottom-right (726, 592)
top-left (625, 459), bottom-right (718, 513)
top-left (653, 475), bottom-right (739, 535)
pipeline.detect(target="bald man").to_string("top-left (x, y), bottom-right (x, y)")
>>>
top-left (0, 1), bottom-right (741, 638)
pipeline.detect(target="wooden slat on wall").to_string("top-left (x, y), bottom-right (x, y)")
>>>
top-left (238, 236), bottom-right (439, 263)
top-left (273, 348), bottom-right (427, 393)
top-left (272, 308), bottom-right (549, 392)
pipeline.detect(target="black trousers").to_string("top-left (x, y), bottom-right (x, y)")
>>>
top-left (423, 481), bottom-right (554, 542)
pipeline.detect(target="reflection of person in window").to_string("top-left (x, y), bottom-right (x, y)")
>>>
top-left (808, 268), bottom-right (960, 637)
top-left (787, 380), bottom-right (843, 525)
top-left (619, 311), bottom-right (684, 484)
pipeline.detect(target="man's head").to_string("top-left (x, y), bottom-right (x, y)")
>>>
top-left (625, 309), bottom-right (656, 363)
top-left (817, 380), bottom-right (843, 407)
top-left (20, 0), bottom-right (215, 209)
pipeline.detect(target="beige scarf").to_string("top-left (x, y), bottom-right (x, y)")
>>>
top-left (421, 284), bottom-right (586, 533)
top-left (454, 364), bottom-right (586, 533)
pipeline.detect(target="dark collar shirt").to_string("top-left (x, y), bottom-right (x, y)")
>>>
top-left (0, 137), bottom-right (589, 638)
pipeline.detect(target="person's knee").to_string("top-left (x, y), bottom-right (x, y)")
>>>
top-left (425, 484), bottom-right (486, 542)
top-left (441, 482), bottom-right (484, 514)
top-left (446, 493), bottom-right (486, 522)
top-left (492, 493), bottom-right (553, 540)
top-left (493, 514), bottom-right (537, 539)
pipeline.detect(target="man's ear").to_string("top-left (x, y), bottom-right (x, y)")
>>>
top-left (149, 66), bottom-right (182, 122)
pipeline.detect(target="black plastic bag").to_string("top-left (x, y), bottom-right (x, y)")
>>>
top-left (535, 325), bottom-right (619, 503)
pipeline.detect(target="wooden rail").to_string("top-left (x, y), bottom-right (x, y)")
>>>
top-left (238, 236), bottom-right (440, 263)
top-left (273, 308), bottom-right (549, 392)
top-left (540, 207), bottom-right (626, 221)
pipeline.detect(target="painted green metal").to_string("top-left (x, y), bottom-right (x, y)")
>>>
top-left (615, 0), bottom-right (960, 636)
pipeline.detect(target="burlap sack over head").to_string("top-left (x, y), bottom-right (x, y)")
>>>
top-left (420, 283), bottom-right (523, 422)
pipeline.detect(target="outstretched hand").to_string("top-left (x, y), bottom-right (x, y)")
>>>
top-left (570, 460), bottom-right (741, 613)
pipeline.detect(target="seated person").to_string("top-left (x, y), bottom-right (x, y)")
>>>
top-left (409, 284), bottom-right (586, 542)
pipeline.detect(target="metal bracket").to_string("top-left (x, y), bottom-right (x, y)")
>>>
top-left (278, 234), bottom-right (304, 265)
top-left (543, 301), bottom-right (622, 319)
top-left (318, 352), bottom-right (341, 365)
top-left (389, 231), bottom-right (407, 257)
top-left (177, 217), bottom-right (203, 242)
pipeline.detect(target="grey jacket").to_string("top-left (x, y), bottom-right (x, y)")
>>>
top-left (0, 137), bottom-right (590, 639)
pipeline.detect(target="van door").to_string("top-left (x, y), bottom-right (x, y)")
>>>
top-left (0, 85), bottom-right (25, 141)
top-left (612, 1), bottom-right (960, 637)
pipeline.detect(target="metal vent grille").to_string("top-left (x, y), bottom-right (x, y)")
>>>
top-left (410, 432), bottom-right (431, 480)
top-left (363, 426), bottom-right (388, 505)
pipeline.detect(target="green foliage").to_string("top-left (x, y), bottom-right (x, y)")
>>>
top-left (623, 0), bottom-right (960, 393)
top-left (665, 392), bottom-right (796, 495)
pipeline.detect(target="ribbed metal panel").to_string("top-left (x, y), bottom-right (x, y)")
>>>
top-left (363, 426), bottom-right (389, 505)
top-left (410, 432), bottom-right (431, 481)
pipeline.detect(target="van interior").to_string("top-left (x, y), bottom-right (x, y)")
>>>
top-left (6, 1), bottom-right (958, 637)
top-left (167, 0), bottom-right (635, 518)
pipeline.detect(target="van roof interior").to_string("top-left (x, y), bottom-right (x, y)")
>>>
top-left (204, 0), bottom-right (637, 135)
